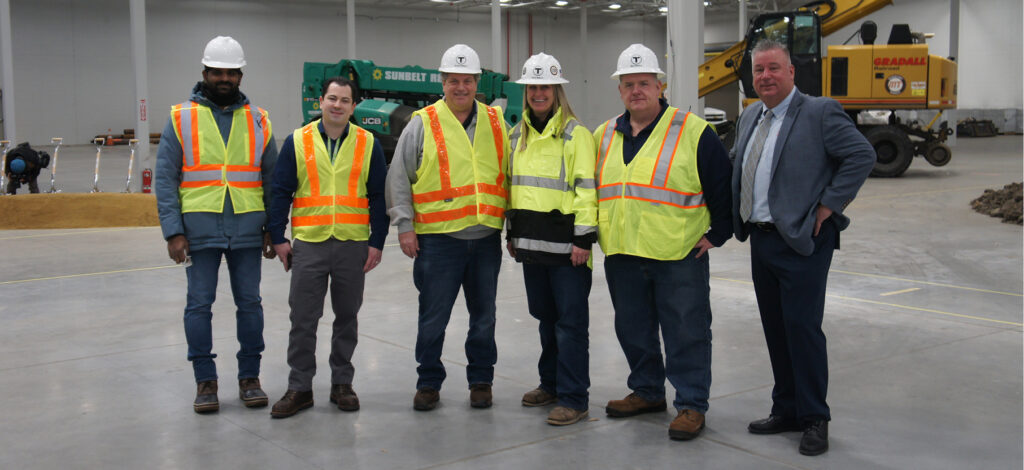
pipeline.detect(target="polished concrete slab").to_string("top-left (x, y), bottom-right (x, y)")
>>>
top-left (0, 136), bottom-right (1021, 469)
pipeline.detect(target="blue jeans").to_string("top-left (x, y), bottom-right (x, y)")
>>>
top-left (184, 247), bottom-right (265, 383)
top-left (604, 251), bottom-right (712, 413)
top-left (413, 232), bottom-right (501, 391)
top-left (523, 263), bottom-right (591, 410)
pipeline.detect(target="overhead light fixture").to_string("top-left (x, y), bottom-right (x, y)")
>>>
top-left (703, 1), bottom-right (711, 6)
top-left (659, 6), bottom-right (668, 12)
top-left (556, 0), bottom-right (569, 5)
top-left (609, 3), bottom-right (621, 9)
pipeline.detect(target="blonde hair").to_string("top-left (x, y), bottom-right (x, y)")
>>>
top-left (519, 84), bottom-right (578, 150)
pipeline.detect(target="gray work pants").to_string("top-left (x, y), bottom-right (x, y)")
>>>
top-left (287, 238), bottom-right (368, 391)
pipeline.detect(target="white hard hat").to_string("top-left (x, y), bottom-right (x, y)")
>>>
top-left (515, 53), bottom-right (569, 85)
top-left (202, 36), bottom-right (246, 69)
top-left (610, 43), bottom-right (665, 80)
top-left (438, 44), bottom-right (482, 74)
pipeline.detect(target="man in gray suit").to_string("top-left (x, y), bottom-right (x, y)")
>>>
top-left (730, 39), bottom-right (874, 456)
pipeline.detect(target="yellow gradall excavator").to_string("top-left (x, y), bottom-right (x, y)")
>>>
top-left (700, 0), bottom-right (958, 177)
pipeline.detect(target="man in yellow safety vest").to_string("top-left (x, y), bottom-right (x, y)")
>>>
top-left (385, 44), bottom-right (511, 412)
top-left (594, 44), bottom-right (733, 441)
top-left (265, 77), bottom-right (389, 419)
top-left (155, 36), bottom-right (277, 414)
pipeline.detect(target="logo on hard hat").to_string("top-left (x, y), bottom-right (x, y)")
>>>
top-left (456, 55), bottom-right (467, 65)
top-left (631, 55), bottom-right (643, 66)
top-left (533, 67), bottom-right (543, 77)
top-left (550, 65), bottom-right (559, 76)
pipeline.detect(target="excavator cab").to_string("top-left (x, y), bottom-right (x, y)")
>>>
top-left (739, 11), bottom-right (823, 100)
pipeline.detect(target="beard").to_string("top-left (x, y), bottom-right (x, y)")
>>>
top-left (201, 79), bottom-right (240, 107)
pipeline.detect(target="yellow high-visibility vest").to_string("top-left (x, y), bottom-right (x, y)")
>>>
top-left (508, 106), bottom-right (597, 254)
top-left (411, 99), bottom-right (510, 234)
top-left (171, 101), bottom-right (271, 213)
top-left (593, 107), bottom-right (710, 260)
top-left (290, 121), bottom-right (373, 242)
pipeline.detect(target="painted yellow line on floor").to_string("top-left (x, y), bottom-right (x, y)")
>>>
top-left (829, 294), bottom-right (1023, 327)
top-left (855, 185), bottom-right (993, 201)
top-left (880, 287), bottom-right (921, 297)
top-left (712, 276), bottom-right (1021, 327)
top-left (0, 226), bottom-right (155, 241)
top-left (0, 265), bottom-right (178, 285)
top-left (832, 269), bottom-right (1022, 297)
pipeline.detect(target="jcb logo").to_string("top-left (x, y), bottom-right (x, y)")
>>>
top-left (362, 117), bottom-right (382, 125)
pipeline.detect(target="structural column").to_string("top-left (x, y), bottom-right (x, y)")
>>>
top-left (579, 2), bottom-right (588, 119)
top-left (347, 0), bottom-right (356, 59)
top-left (129, 0), bottom-right (150, 189)
top-left (666, 0), bottom-right (699, 113)
top-left (0, 0), bottom-right (15, 143)
top-left (945, 0), bottom-right (959, 146)
top-left (738, 0), bottom-right (747, 115)
top-left (491, 0), bottom-right (501, 73)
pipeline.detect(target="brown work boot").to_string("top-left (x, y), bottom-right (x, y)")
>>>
top-left (238, 378), bottom-right (268, 408)
top-left (413, 388), bottom-right (440, 411)
top-left (605, 392), bottom-right (667, 418)
top-left (270, 390), bottom-right (313, 419)
top-left (521, 387), bottom-right (557, 407)
top-left (546, 406), bottom-right (589, 426)
top-left (194, 380), bottom-right (219, 414)
top-left (668, 409), bottom-right (706, 441)
top-left (330, 384), bottom-right (360, 412)
top-left (469, 384), bottom-right (492, 409)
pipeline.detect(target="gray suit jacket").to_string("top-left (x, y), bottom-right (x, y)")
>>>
top-left (729, 89), bottom-right (874, 256)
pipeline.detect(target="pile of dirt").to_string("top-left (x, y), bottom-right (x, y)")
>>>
top-left (0, 193), bottom-right (159, 229)
top-left (971, 182), bottom-right (1023, 225)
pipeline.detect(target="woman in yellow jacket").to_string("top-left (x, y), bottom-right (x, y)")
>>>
top-left (506, 53), bottom-right (598, 426)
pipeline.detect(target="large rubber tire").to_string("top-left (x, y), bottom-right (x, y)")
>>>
top-left (865, 125), bottom-right (913, 177)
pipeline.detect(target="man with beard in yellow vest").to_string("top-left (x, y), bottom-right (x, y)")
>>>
top-left (266, 77), bottom-right (389, 418)
top-left (594, 44), bottom-right (733, 440)
top-left (386, 44), bottom-right (510, 412)
top-left (156, 36), bottom-right (277, 414)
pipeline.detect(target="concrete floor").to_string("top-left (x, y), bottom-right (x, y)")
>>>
top-left (0, 136), bottom-right (1021, 469)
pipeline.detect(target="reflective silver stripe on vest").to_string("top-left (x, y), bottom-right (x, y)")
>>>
top-left (227, 171), bottom-right (261, 182)
top-left (574, 224), bottom-right (596, 236)
top-left (574, 177), bottom-right (596, 189)
top-left (625, 184), bottom-right (704, 207)
top-left (249, 106), bottom-right (266, 167)
top-left (597, 185), bottom-right (620, 200)
top-left (182, 169), bottom-right (221, 182)
top-left (650, 111), bottom-right (687, 188)
top-left (511, 174), bottom-right (570, 191)
top-left (596, 118), bottom-right (617, 180)
top-left (512, 237), bottom-right (573, 254)
top-left (180, 103), bottom-right (197, 167)
top-left (562, 119), bottom-right (578, 143)
top-left (508, 121), bottom-right (522, 171)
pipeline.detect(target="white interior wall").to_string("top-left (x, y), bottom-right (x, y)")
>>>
top-left (2, 0), bottom-right (1017, 144)
top-left (4, 0), bottom-right (664, 144)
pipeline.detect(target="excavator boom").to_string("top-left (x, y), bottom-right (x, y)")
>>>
top-left (698, 0), bottom-right (894, 97)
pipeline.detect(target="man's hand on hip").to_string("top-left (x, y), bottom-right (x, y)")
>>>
top-left (399, 231), bottom-right (419, 259)
top-left (167, 234), bottom-right (189, 264)
top-left (273, 242), bottom-right (292, 272)
top-left (814, 204), bottom-right (834, 236)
